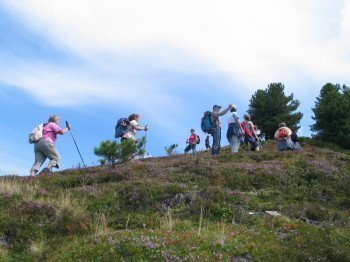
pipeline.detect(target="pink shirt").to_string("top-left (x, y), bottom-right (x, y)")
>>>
top-left (42, 122), bottom-right (61, 144)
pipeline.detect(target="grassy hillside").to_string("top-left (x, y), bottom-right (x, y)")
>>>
top-left (1, 141), bottom-right (350, 261)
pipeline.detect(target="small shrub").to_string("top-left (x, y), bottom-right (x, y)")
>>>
top-left (94, 139), bottom-right (146, 166)
top-left (304, 204), bottom-right (331, 222)
top-left (165, 144), bottom-right (178, 156)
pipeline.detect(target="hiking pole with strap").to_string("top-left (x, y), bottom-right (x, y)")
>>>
top-left (66, 121), bottom-right (86, 166)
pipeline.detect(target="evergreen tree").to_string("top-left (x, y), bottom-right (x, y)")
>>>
top-left (247, 83), bottom-right (303, 139)
top-left (94, 138), bottom-right (147, 166)
top-left (311, 83), bottom-right (350, 149)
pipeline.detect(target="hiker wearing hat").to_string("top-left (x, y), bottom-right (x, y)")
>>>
top-left (226, 105), bottom-right (244, 153)
top-left (211, 104), bottom-right (234, 155)
top-left (184, 129), bottom-right (199, 155)
top-left (241, 114), bottom-right (260, 151)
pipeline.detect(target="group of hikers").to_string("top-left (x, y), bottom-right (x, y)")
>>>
top-left (184, 104), bottom-right (301, 156)
top-left (28, 104), bottom-right (300, 176)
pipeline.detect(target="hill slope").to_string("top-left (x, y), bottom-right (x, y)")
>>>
top-left (1, 141), bottom-right (350, 261)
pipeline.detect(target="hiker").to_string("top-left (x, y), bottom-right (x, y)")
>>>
top-left (122, 114), bottom-right (148, 141)
top-left (211, 104), bottom-right (234, 155)
top-left (254, 125), bottom-right (263, 149)
top-left (226, 105), bottom-right (244, 153)
top-left (29, 115), bottom-right (70, 176)
top-left (184, 129), bottom-right (199, 155)
top-left (241, 114), bottom-right (260, 151)
top-left (274, 123), bottom-right (295, 151)
top-left (205, 135), bottom-right (211, 150)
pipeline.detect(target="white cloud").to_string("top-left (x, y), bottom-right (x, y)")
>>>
top-left (1, 0), bottom-right (349, 102)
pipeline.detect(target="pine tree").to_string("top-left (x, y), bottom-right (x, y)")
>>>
top-left (94, 138), bottom-right (147, 166)
top-left (311, 83), bottom-right (350, 149)
top-left (247, 83), bottom-right (303, 140)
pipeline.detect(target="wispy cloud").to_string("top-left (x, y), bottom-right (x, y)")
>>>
top-left (2, 0), bottom-right (350, 90)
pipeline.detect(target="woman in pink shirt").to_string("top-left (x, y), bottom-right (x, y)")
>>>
top-left (29, 115), bottom-right (70, 176)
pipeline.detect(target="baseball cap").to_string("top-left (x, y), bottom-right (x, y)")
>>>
top-left (213, 105), bottom-right (222, 110)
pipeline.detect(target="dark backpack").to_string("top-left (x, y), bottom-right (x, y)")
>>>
top-left (196, 135), bottom-right (200, 144)
top-left (201, 111), bottom-right (215, 134)
top-left (291, 133), bottom-right (298, 143)
top-left (226, 122), bottom-right (240, 138)
top-left (114, 118), bottom-right (130, 138)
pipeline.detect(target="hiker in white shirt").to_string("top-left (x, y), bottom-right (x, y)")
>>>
top-left (122, 114), bottom-right (148, 141)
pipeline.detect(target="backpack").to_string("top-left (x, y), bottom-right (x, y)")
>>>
top-left (291, 133), bottom-right (298, 143)
top-left (226, 122), bottom-right (240, 137)
top-left (196, 135), bottom-right (200, 144)
top-left (114, 118), bottom-right (130, 138)
top-left (29, 124), bottom-right (44, 144)
top-left (241, 121), bottom-right (253, 138)
top-left (201, 111), bottom-right (215, 134)
top-left (276, 127), bottom-right (289, 139)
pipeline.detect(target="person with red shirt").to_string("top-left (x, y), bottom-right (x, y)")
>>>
top-left (184, 129), bottom-right (199, 155)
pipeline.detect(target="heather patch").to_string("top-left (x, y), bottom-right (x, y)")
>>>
top-left (0, 141), bottom-right (349, 260)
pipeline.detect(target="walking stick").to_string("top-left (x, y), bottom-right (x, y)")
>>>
top-left (143, 130), bottom-right (148, 156)
top-left (66, 121), bottom-right (86, 166)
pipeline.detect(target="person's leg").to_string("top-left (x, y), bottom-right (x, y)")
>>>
top-left (191, 144), bottom-right (197, 156)
top-left (227, 135), bottom-right (234, 153)
top-left (38, 139), bottom-right (61, 170)
top-left (247, 137), bottom-right (256, 151)
top-left (211, 128), bottom-right (221, 155)
top-left (29, 142), bottom-right (47, 176)
top-left (254, 139), bottom-right (260, 151)
top-left (231, 135), bottom-right (240, 153)
top-left (218, 127), bottom-right (221, 154)
top-left (184, 144), bottom-right (191, 154)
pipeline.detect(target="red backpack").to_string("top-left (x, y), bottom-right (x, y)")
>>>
top-left (277, 128), bottom-right (289, 139)
top-left (241, 121), bottom-right (253, 138)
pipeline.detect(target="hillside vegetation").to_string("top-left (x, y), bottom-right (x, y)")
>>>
top-left (1, 141), bottom-right (350, 261)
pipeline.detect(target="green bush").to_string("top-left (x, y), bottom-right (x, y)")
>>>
top-left (94, 138), bottom-right (146, 166)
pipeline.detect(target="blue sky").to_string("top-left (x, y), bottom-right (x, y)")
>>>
top-left (1, 0), bottom-right (349, 175)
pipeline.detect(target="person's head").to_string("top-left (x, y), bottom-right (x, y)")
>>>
top-left (230, 104), bottom-right (237, 112)
top-left (213, 105), bottom-right (222, 112)
top-left (190, 129), bottom-right (195, 134)
top-left (243, 114), bottom-right (251, 121)
top-left (254, 125), bottom-right (258, 130)
top-left (48, 115), bottom-right (60, 123)
top-left (279, 122), bottom-right (286, 127)
top-left (128, 114), bottom-right (140, 122)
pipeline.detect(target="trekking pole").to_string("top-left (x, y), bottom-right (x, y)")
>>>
top-left (66, 121), bottom-right (86, 166)
top-left (143, 129), bottom-right (148, 155)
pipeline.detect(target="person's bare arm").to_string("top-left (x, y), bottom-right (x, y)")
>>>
top-left (235, 118), bottom-right (244, 133)
top-left (57, 127), bottom-right (70, 135)
top-left (250, 122), bottom-right (259, 139)
top-left (218, 105), bottom-right (232, 116)
top-left (131, 122), bottom-right (148, 131)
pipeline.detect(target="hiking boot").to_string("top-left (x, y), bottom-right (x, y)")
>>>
top-left (39, 167), bottom-right (54, 176)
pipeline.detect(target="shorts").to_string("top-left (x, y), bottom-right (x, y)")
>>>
top-left (245, 137), bottom-right (259, 150)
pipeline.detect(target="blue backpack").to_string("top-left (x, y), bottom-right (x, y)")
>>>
top-left (114, 118), bottom-right (130, 138)
top-left (201, 111), bottom-right (215, 134)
